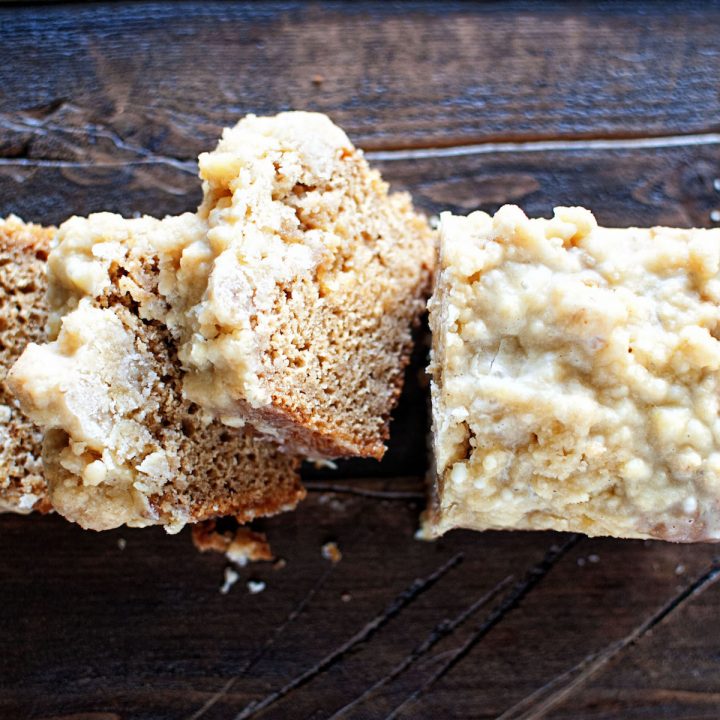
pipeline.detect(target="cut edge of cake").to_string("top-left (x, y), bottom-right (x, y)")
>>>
top-left (163, 111), bottom-right (436, 459)
top-left (9, 212), bottom-right (305, 532)
top-left (0, 215), bottom-right (54, 515)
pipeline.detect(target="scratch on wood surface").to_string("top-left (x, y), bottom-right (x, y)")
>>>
top-left (495, 563), bottom-right (720, 720)
top-left (35, 715), bottom-right (122, 720)
top-left (0, 157), bottom-right (196, 172)
top-left (233, 552), bottom-right (464, 720)
top-left (186, 559), bottom-right (340, 720)
top-left (581, 687), bottom-right (720, 706)
top-left (304, 481), bottom-right (425, 502)
top-left (383, 535), bottom-right (581, 720)
top-left (327, 574), bottom-right (514, 719)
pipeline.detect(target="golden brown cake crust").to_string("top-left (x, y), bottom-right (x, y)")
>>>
top-left (0, 216), bottom-right (54, 514)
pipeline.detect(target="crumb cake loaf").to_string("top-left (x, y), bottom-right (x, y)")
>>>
top-left (162, 111), bottom-right (436, 459)
top-left (425, 205), bottom-right (720, 542)
top-left (9, 213), bottom-right (304, 531)
top-left (0, 216), bottom-right (53, 514)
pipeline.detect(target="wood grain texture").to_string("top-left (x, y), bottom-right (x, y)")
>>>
top-left (1, 1), bottom-right (719, 163)
top-left (2, 2), bottom-right (720, 719)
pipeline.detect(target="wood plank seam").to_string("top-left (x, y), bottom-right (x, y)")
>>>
top-left (366, 133), bottom-right (720, 163)
top-left (1, 133), bottom-right (719, 168)
top-left (3, 109), bottom-right (720, 169)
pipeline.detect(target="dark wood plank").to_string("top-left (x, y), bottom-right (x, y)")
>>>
top-left (409, 539), bottom-right (720, 720)
top-left (2, 3), bottom-right (720, 720)
top-left (0, 491), bottom-right (568, 720)
top-left (546, 565), bottom-right (720, 720)
top-left (0, 0), bottom-right (719, 165)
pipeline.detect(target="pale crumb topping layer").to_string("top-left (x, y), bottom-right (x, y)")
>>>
top-left (426, 204), bottom-right (720, 542)
top-left (9, 212), bottom-right (303, 531)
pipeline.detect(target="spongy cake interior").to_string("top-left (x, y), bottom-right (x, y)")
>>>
top-left (0, 217), bottom-right (53, 514)
top-left (163, 111), bottom-right (436, 459)
top-left (10, 213), bottom-right (304, 531)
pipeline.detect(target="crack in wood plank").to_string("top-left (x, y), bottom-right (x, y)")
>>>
top-left (0, 111), bottom-right (199, 172)
top-left (327, 574), bottom-right (515, 719)
top-left (578, 687), bottom-right (720, 706)
top-left (2, 108), bottom-right (720, 171)
top-left (0, 157), bottom-right (196, 172)
top-left (383, 535), bottom-right (581, 720)
top-left (366, 132), bottom-right (720, 163)
top-left (495, 562), bottom-right (720, 720)
top-left (232, 552), bottom-right (465, 720)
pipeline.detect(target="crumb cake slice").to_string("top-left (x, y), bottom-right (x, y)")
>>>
top-left (162, 111), bottom-right (435, 459)
top-left (9, 213), bottom-right (304, 531)
top-left (0, 216), bottom-right (54, 514)
top-left (425, 205), bottom-right (720, 542)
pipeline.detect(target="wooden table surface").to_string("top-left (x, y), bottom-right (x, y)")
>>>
top-left (2, 2), bottom-right (720, 719)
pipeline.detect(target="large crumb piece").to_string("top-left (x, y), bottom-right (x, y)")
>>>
top-left (162, 111), bottom-right (436, 459)
top-left (192, 520), bottom-right (273, 566)
top-left (425, 205), bottom-right (720, 542)
top-left (0, 216), bottom-right (54, 514)
top-left (9, 213), bottom-right (304, 532)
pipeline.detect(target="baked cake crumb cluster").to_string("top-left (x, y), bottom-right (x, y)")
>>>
top-left (4, 111), bottom-right (435, 532)
top-left (10, 213), bottom-right (304, 531)
top-left (425, 205), bottom-right (720, 542)
top-left (0, 216), bottom-right (54, 515)
top-left (192, 521), bottom-right (274, 566)
top-left (167, 112), bottom-right (436, 458)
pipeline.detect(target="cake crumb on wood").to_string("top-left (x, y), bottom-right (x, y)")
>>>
top-left (247, 580), bottom-right (266, 595)
top-left (220, 567), bottom-right (240, 595)
top-left (321, 541), bottom-right (342, 563)
top-left (192, 521), bottom-right (274, 567)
